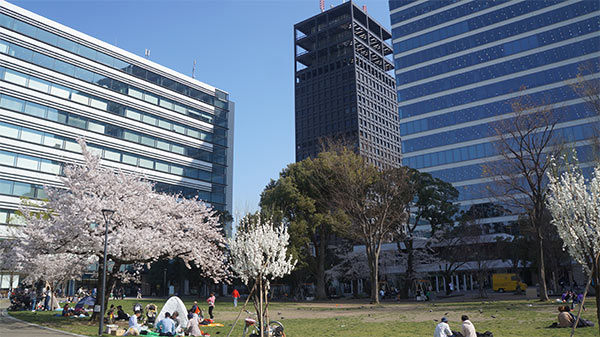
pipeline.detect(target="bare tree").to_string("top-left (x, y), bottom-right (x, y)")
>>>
top-left (571, 62), bottom-right (600, 116)
top-left (314, 147), bottom-right (411, 304)
top-left (484, 93), bottom-right (563, 301)
top-left (571, 62), bottom-right (600, 161)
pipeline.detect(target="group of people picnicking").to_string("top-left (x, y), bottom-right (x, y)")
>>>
top-left (117, 292), bottom-right (224, 336)
top-left (7, 286), bottom-right (58, 311)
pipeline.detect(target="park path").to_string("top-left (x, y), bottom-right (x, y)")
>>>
top-left (0, 300), bottom-right (86, 337)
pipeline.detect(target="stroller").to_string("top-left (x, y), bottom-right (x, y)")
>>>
top-left (145, 303), bottom-right (157, 327)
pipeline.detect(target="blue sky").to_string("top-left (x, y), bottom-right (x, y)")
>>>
top-left (10, 0), bottom-right (394, 217)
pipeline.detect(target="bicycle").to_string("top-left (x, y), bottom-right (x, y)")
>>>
top-left (241, 310), bottom-right (285, 337)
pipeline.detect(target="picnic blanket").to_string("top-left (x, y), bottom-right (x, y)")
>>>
top-left (202, 323), bottom-right (224, 327)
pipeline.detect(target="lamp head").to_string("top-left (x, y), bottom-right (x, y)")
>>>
top-left (101, 209), bottom-right (115, 221)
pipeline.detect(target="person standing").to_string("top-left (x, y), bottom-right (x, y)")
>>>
top-left (232, 289), bottom-right (240, 308)
top-left (206, 293), bottom-right (216, 319)
top-left (461, 315), bottom-right (476, 337)
top-left (136, 287), bottom-right (142, 299)
top-left (434, 317), bottom-right (453, 337)
top-left (29, 289), bottom-right (37, 311)
top-left (43, 286), bottom-right (51, 311)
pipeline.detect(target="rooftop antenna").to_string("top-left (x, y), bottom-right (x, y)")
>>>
top-left (320, 0), bottom-right (324, 12)
top-left (144, 49), bottom-right (150, 59)
top-left (192, 59), bottom-right (196, 79)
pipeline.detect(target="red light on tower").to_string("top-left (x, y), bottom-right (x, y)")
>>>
top-left (320, 0), bottom-right (325, 12)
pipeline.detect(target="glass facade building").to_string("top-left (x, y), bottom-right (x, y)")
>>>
top-left (295, 1), bottom-right (401, 168)
top-left (0, 2), bottom-right (234, 240)
top-left (389, 0), bottom-right (599, 234)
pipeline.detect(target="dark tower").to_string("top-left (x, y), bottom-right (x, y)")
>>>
top-left (294, 1), bottom-right (401, 168)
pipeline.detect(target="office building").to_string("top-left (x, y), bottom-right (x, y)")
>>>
top-left (389, 0), bottom-right (599, 235)
top-left (0, 0), bottom-right (234, 286)
top-left (294, 1), bottom-right (401, 168)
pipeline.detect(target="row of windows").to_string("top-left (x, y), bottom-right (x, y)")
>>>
top-left (0, 178), bottom-right (47, 200)
top-left (296, 58), bottom-right (355, 83)
top-left (393, 0), bottom-right (555, 53)
top-left (0, 120), bottom-right (227, 185)
top-left (402, 103), bottom-right (594, 152)
top-left (0, 66), bottom-right (226, 146)
top-left (390, 0), bottom-right (459, 26)
top-left (396, 17), bottom-right (599, 86)
top-left (400, 60), bottom-right (596, 118)
top-left (399, 85), bottom-right (580, 136)
top-left (0, 94), bottom-right (227, 166)
top-left (403, 122), bottom-right (598, 170)
top-left (0, 176), bottom-right (225, 210)
top-left (395, 1), bottom-right (598, 70)
top-left (0, 133), bottom-right (226, 186)
top-left (0, 39), bottom-right (228, 128)
top-left (0, 12), bottom-right (229, 110)
top-left (0, 208), bottom-right (20, 225)
top-left (0, 149), bottom-right (61, 175)
top-left (398, 34), bottom-right (588, 102)
top-left (426, 143), bottom-right (596, 184)
top-left (397, 34), bottom-right (598, 103)
top-left (455, 152), bottom-right (598, 201)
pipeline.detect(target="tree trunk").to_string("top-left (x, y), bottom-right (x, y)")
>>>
top-left (478, 271), bottom-right (486, 298)
top-left (536, 229), bottom-right (549, 301)
top-left (367, 247), bottom-right (380, 304)
top-left (258, 278), bottom-right (264, 337)
top-left (315, 231), bottom-right (327, 300)
top-left (594, 263), bottom-right (600, 337)
top-left (91, 261), bottom-right (120, 322)
top-left (404, 238), bottom-right (414, 298)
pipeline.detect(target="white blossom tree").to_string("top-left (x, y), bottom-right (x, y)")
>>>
top-left (229, 215), bottom-right (295, 336)
top-left (1, 139), bottom-right (228, 314)
top-left (547, 164), bottom-right (600, 333)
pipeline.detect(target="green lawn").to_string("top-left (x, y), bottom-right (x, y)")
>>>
top-left (7, 297), bottom-right (599, 336)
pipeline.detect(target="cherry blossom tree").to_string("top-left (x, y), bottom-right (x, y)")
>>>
top-left (547, 164), bottom-right (600, 334)
top-left (2, 139), bottom-right (228, 315)
top-left (229, 215), bottom-right (295, 336)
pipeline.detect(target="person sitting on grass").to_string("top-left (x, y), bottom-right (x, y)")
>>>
top-left (116, 305), bottom-right (129, 320)
top-left (558, 306), bottom-right (574, 328)
top-left (434, 317), bottom-right (453, 337)
top-left (124, 310), bottom-right (142, 336)
top-left (461, 315), bottom-right (476, 337)
top-left (189, 301), bottom-right (201, 315)
top-left (62, 303), bottom-right (74, 317)
top-left (186, 313), bottom-right (203, 337)
top-left (156, 312), bottom-right (176, 336)
top-left (171, 311), bottom-right (180, 330)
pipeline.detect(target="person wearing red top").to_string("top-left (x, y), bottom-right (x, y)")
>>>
top-left (206, 293), bottom-right (216, 319)
top-left (232, 289), bottom-right (240, 307)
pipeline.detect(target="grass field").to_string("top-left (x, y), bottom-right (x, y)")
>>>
top-left (7, 296), bottom-right (599, 337)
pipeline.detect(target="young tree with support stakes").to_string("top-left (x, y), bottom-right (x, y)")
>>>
top-left (547, 163), bottom-right (600, 335)
top-left (229, 215), bottom-right (295, 337)
top-left (483, 93), bottom-right (562, 301)
top-left (1, 139), bottom-right (228, 319)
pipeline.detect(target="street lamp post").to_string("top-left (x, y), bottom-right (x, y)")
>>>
top-left (99, 209), bottom-right (114, 336)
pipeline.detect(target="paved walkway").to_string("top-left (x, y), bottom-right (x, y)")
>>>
top-left (0, 300), bottom-right (86, 337)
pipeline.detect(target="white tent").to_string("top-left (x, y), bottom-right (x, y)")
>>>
top-left (156, 296), bottom-right (189, 330)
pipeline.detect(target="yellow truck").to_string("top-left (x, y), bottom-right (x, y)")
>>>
top-left (492, 273), bottom-right (527, 292)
